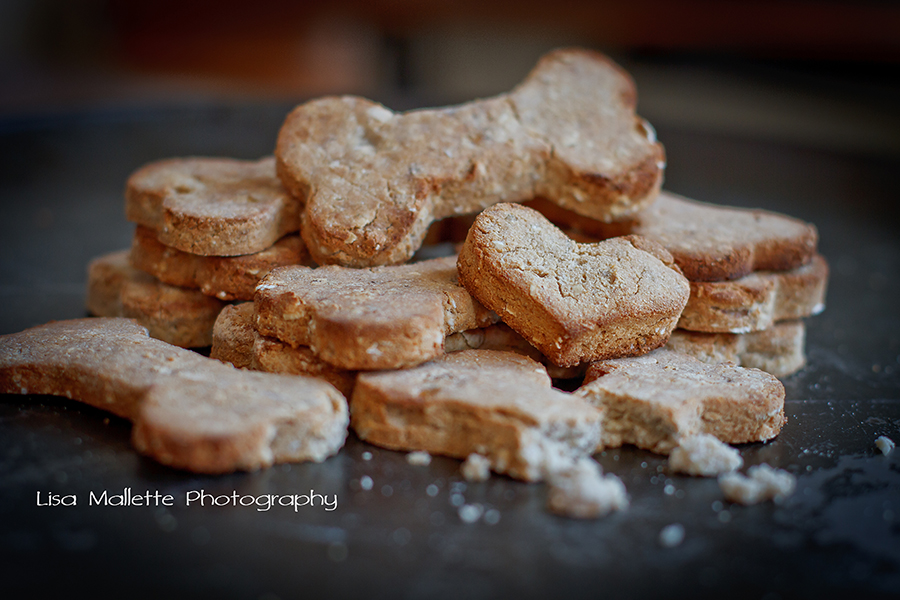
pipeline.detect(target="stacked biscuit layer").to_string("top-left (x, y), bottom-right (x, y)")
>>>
top-left (87, 157), bottom-right (312, 347)
top-left (524, 191), bottom-right (828, 377)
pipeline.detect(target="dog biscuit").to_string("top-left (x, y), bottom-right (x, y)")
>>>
top-left (666, 321), bottom-right (806, 378)
top-left (126, 156), bottom-right (300, 256)
top-left (254, 255), bottom-right (498, 370)
top-left (277, 48), bottom-right (664, 266)
top-left (0, 318), bottom-right (348, 473)
top-left (130, 226), bottom-right (312, 301)
top-left (457, 203), bottom-right (690, 367)
top-left (576, 348), bottom-right (785, 454)
top-left (351, 350), bottom-right (602, 482)
top-left (211, 303), bottom-right (357, 397)
top-left (678, 255), bottom-right (827, 333)
top-left (87, 250), bottom-right (225, 347)
top-left (525, 192), bottom-right (818, 281)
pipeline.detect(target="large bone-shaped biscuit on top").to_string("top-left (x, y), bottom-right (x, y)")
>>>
top-left (277, 48), bottom-right (664, 266)
top-left (0, 319), bottom-right (348, 473)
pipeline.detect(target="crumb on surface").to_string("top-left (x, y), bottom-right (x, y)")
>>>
top-left (718, 463), bottom-right (796, 505)
top-left (669, 434), bottom-right (743, 477)
top-left (461, 453), bottom-right (491, 482)
top-left (406, 450), bottom-right (432, 466)
top-left (546, 458), bottom-right (628, 519)
top-left (659, 523), bottom-right (686, 548)
top-left (875, 436), bottom-right (895, 455)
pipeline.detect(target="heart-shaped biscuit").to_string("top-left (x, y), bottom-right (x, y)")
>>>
top-left (458, 203), bottom-right (690, 367)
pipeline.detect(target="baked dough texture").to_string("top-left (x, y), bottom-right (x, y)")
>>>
top-left (576, 348), bottom-right (785, 454)
top-left (458, 203), bottom-right (690, 367)
top-left (126, 156), bottom-right (300, 256)
top-left (277, 48), bottom-right (664, 267)
top-left (351, 350), bottom-right (602, 481)
top-left (254, 255), bottom-right (497, 370)
top-left (87, 250), bottom-right (225, 348)
top-left (0, 318), bottom-right (348, 473)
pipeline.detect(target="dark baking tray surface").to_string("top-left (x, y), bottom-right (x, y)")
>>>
top-left (1, 103), bottom-right (898, 600)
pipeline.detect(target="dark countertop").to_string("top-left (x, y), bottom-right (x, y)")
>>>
top-left (0, 103), bottom-right (898, 600)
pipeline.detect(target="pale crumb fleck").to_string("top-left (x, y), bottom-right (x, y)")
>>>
top-left (669, 434), bottom-right (743, 477)
top-left (406, 451), bottom-right (432, 466)
top-left (359, 476), bottom-right (373, 491)
top-left (461, 453), bottom-right (491, 482)
top-left (458, 503), bottom-right (484, 524)
top-left (719, 464), bottom-right (796, 505)
top-left (546, 458), bottom-right (628, 519)
top-left (875, 436), bottom-right (895, 455)
top-left (659, 523), bottom-right (685, 548)
top-left (361, 451), bottom-right (372, 461)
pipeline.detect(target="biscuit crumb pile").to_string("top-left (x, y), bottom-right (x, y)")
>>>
top-left (1, 48), bottom-right (828, 516)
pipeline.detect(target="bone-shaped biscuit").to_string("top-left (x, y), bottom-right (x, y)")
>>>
top-left (679, 255), bottom-right (827, 333)
top-left (457, 203), bottom-right (690, 367)
top-left (351, 349), bottom-right (602, 482)
top-left (667, 320), bottom-right (806, 378)
top-left (277, 48), bottom-right (664, 267)
top-left (575, 348), bottom-right (785, 454)
top-left (87, 250), bottom-right (225, 347)
top-left (525, 192), bottom-right (819, 281)
top-left (0, 319), bottom-right (348, 473)
top-left (254, 256), bottom-right (498, 370)
top-left (126, 156), bottom-right (300, 256)
top-left (130, 226), bottom-right (313, 301)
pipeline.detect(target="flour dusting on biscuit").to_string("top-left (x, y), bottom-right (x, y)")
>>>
top-left (458, 203), bottom-right (690, 367)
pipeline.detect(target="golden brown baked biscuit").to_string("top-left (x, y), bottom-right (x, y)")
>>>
top-left (125, 156), bottom-right (300, 256)
top-left (678, 255), bottom-right (828, 333)
top-left (0, 318), bottom-right (348, 473)
top-left (666, 321), bottom-right (806, 378)
top-left (457, 203), bottom-right (690, 367)
top-left (575, 348), bottom-right (785, 454)
top-left (130, 226), bottom-right (312, 301)
top-left (350, 350), bottom-right (602, 482)
top-left (211, 303), bottom-right (357, 397)
top-left (87, 250), bottom-right (225, 348)
top-left (254, 255), bottom-right (498, 370)
top-left (525, 191), bottom-right (819, 281)
top-left (277, 48), bottom-right (664, 267)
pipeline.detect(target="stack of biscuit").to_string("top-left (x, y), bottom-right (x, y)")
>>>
top-left (86, 156), bottom-right (312, 347)
top-left (523, 190), bottom-right (828, 378)
top-left (4, 48), bottom-right (827, 513)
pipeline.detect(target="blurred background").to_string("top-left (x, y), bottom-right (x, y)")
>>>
top-left (1, 0), bottom-right (899, 157)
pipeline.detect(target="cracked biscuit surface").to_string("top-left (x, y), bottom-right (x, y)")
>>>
top-left (0, 318), bottom-right (348, 473)
top-left (457, 203), bottom-right (689, 367)
top-left (576, 348), bottom-right (785, 454)
top-left (350, 349), bottom-right (602, 482)
top-left (277, 48), bottom-right (664, 267)
top-left (126, 156), bottom-right (300, 256)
